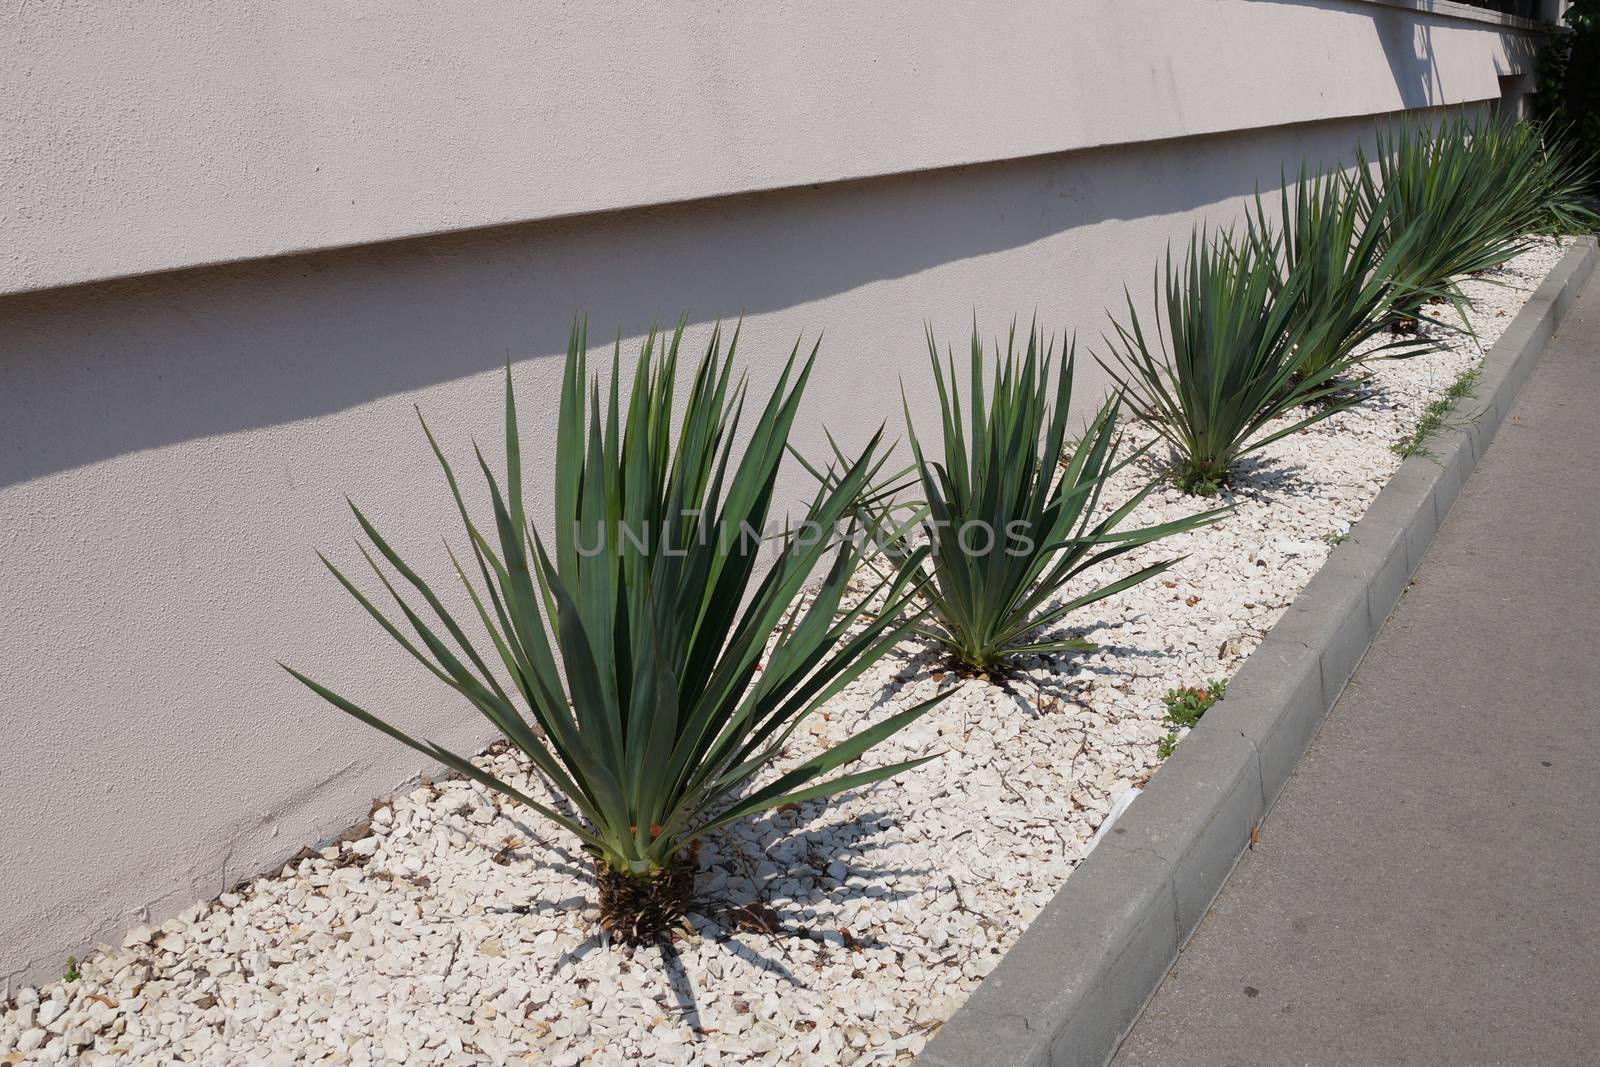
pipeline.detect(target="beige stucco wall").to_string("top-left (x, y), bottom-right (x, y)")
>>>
top-left (0, 1), bottom-right (1542, 992)
top-left (2, 0), bottom-right (1541, 295)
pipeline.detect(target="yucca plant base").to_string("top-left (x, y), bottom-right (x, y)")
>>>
top-left (1175, 463), bottom-right (1231, 497)
top-left (595, 853), bottom-right (698, 944)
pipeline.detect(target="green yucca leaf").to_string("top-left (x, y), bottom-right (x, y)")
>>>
top-left (1099, 226), bottom-right (1358, 495)
top-left (874, 322), bottom-right (1223, 673)
top-left (286, 320), bottom-right (949, 889)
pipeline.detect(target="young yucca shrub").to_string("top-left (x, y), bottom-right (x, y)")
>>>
top-left (1356, 116), bottom-right (1529, 321)
top-left (1099, 228), bottom-right (1357, 495)
top-left (1246, 165), bottom-right (1423, 390)
top-left (1356, 115), bottom-right (1590, 320)
top-left (284, 322), bottom-right (948, 944)
top-left (874, 324), bottom-right (1219, 674)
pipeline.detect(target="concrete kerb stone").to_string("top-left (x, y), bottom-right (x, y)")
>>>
top-left (1430, 426), bottom-right (1476, 520)
top-left (1362, 460), bottom-right (1441, 573)
top-left (916, 236), bottom-right (1597, 1067)
top-left (1202, 638), bottom-right (1323, 809)
top-left (1273, 559), bottom-right (1375, 708)
top-left (1462, 399), bottom-right (1496, 466)
top-left (1340, 517), bottom-right (1411, 634)
top-left (1101, 727), bottom-right (1264, 940)
top-left (914, 839), bottom-right (1178, 1067)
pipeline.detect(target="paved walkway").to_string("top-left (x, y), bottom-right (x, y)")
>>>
top-left (1113, 273), bottom-right (1600, 1067)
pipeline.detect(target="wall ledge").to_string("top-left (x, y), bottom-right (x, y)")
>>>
top-left (1352, 0), bottom-right (1550, 31)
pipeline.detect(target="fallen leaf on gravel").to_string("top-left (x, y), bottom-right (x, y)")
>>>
top-left (731, 903), bottom-right (780, 935)
top-left (490, 836), bottom-right (523, 865)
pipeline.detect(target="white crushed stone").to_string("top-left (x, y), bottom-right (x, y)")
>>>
top-left (0, 238), bottom-right (1569, 1066)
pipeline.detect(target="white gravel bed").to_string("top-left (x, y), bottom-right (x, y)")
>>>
top-left (0, 238), bottom-right (1569, 1066)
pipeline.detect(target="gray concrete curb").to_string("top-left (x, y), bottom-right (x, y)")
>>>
top-left (917, 236), bottom-right (1599, 1067)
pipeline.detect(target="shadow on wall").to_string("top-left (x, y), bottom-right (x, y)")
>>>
top-left (1, 121), bottom-right (1375, 492)
top-left (1246, 0), bottom-right (1539, 109)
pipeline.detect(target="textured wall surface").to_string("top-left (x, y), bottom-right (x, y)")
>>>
top-left (2, 0), bottom-right (1538, 294)
top-left (0, 1), bottom-right (1539, 992)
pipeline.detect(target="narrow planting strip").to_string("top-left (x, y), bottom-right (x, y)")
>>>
top-left (918, 235), bottom-right (1599, 1067)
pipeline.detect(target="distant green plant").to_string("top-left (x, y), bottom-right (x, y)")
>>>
top-left (1156, 679), bottom-right (1226, 758)
top-left (1527, 122), bottom-right (1600, 236)
top-left (1356, 116), bottom-right (1524, 323)
top-left (1536, 0), bottom-right (1600, 184)
top-left (1357, 116), bottom-right (1595, 322)
top-left (286, 322), bottom-right (949, 943)
top-left (1100, 227), bottom-right (1359, 495)
top-left (828, 324), bottom-right (1222, 674)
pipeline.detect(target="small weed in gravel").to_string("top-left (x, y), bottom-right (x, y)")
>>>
top-left (1392, 362), bottom-right (1483, 459)
top-left (1156, 679), bottom-right (1228, 757)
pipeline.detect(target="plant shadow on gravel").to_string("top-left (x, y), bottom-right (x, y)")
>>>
top-left (521, 797), bottom-right (926, 1004)
top-left (541, 934), bottom-right (715, 1035)
top-left (855, 622), bottom-right (1180, 754)
top-left (438, 747), bottom-right (926, 941)
top-left (542, 801), bottom-right (933, 1036)
top-left (1220, 452), bottom-right (1317, 499)
top-left (595, 816), bottom-right (917, 1038)
top-left (720, 804), bottom-right (925, 919)
top-left (657, 941), bottom-right (710, 1034)
top-left (863, 620), bottom-right (1172, 710)
top-left (1309, 374), bottom-right (1383, 411)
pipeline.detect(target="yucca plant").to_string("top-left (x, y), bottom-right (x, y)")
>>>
top-left (1357, 116), bottom-right (1530, 321)
top-left (1525, 121), bottom-right (1600, 236)
top-left (858, 323), bottom-right (1220, 674)
top-left (283, 321), bottom-right (949, 944)
top-left (1355, 115), bottom-right (1591, 321)
top-left (1099, 227), bottom-right (1358, 495)
top-left (1246, 165), bottom-right (1425, 391)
